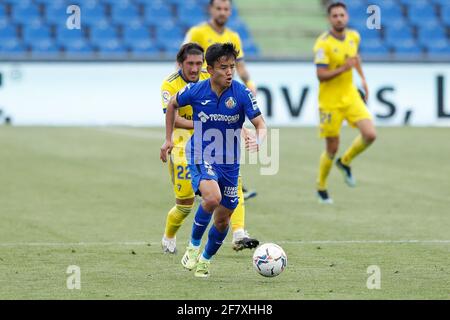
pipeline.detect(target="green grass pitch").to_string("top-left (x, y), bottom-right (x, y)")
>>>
top-left (0, 126), bottom-right (449, 299)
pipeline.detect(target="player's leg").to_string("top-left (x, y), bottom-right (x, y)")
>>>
top-left (231, 175), bottom-right (259, 251)
top-left (337, 101), bottom-right (376, 186)
top-left (194, 165), bottom-right (239, 278)
top-left (195, 204), bottom-right (233, 278)
top-left (162, 197), bottom-right (194, 254)
top-left (317, 136), bottom-right (339, 204)
top-left (316, 108), bottom-right (343, 204)
top-left (181, 161), bottom-right (220, 270)
top-left (162, 154), bottom-right (195, 254)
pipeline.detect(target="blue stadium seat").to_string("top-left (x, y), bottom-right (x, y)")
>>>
top-left (0, 24), bottom-right (18, 41)
top-left (155, 21), bottom-right (184, 43)
top-left (63, 44), bottom-right (95, 58)
top-left (122, 23), bottom-right (153, 48)
top-left (177, 2), bottom-right (207, 28)
top-left (391, 40), bottom-right (423, 58)
top-left (358, 28), bottom-right (382, 41)
top-left (110, 1), bottom-right (141, 25)
top-left (90, 24), bottom-right (119, 44)
top-left (384, 24), bottom-right (414, 46)
top-left (407, 0), bottom-right (438, 25)
top-left (56, 26), bottom-right (86, 42)
top-left (78, 3), bottom-right (107, 26)
top-left (426, 40), bottom-right (450, 57)
top-left (11, 2), bottom-right (42, 24)
top-left (441, 6), bottom-right (450, 26)
top-left (44, 2), bottom-right (68, 25)
top-left (96, 39), bottom-right (128, 58)
top-left (0, 39), bottom-right (28, 58)
top-left (360, 38), bottom-right (390, 56)
top-left (417, 23), bottom-right (447, 45)
top-left (30, 39), bottom-right (61, 58)
top-left (22, 24), bottom-right (52, 44)
top-left (143, 3), bottom-right (174, 26)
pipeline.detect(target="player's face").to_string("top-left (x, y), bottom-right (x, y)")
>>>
top-left (209, 0), bottom-right (232, 27)
top-left (328, 7), bottom-right (348, 32)
top-left (180, 54), bottom-right (204, 82)
top-left (209, 56), bottom-right (235, 88)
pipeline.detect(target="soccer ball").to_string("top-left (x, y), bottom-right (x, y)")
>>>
top-left (252, 243), bottom-right (287, 277)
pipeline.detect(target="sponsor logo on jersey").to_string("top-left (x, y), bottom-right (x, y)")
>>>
top-left (197, 112), bottom-right (240, 124)
top-left (224, 186), bottom-right (238, 198)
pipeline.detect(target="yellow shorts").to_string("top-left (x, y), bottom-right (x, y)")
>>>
top-left (319, 98), bottom-right (372, 138)
top-left (168, 149), bottom-right (195, 200)
top-left (168, 147), bottom-right (244, 201)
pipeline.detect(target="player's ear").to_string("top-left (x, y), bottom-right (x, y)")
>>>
top-left (207, 65), bottom-right (214, 76)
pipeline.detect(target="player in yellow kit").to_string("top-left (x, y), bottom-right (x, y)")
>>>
top-left (184, 0), bottom-right (256, 96)
top-left (161, 43), bottom-right (259, 253)
top-left (183, 0), bottom-right (259, 247)
top-left (313, 2), bottom-right (377, 204)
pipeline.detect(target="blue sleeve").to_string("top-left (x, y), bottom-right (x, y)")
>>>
top-left (240, 85), bottom-right (261, 120)
top-left (176, 83), bottom-right (193, 107)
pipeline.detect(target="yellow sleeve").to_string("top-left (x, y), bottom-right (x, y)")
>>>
top-left (313, 38), bottom-right (329, 66)
top-left (184, 26), bottom-right (203, 47)
top-left (353, 30), bottom-right (361, 53)
top-left (161, 81), bottom-right (177, 114)
top-left (231, 32), bottom-right (244, 60)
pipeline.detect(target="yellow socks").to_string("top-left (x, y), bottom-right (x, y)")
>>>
top-left (341, 135), bottom-right (369, 166)
top-left (164, 204), bottom-right (193, 239)
top-left (231, 176), bottom-right (245, 232)
top-left (317, 151), bottom-right (334, 190)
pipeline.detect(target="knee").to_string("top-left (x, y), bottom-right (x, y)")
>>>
top-left (363, 131), bottom-right (377, 144)
top-left (214, 216), bottom-right (230, 232)
top-left (202, 194), bottom-right (221, 212)
top-left (327, 145), bottom-right (339, 157)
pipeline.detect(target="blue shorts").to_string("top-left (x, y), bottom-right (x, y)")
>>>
top-left (188, 162), bottom-right (240, 210)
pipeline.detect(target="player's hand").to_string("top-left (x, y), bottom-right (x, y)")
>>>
top-left (344, 57), bottom-right (358, 70)
top-left (244, 130), bottom-right (259, 152)
top-left (160, 140), bottom-right (174, 163)
top-left (361, 79), bottom-right (369, 102)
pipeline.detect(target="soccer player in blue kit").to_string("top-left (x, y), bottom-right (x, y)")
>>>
top-left (160, 43), bottom-right (266, 278)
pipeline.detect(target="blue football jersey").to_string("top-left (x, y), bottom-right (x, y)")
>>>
top-left (176, 79), bottom-right (261, 165)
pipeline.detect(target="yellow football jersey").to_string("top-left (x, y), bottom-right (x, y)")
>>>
top-left (184, 22), bottom-right (244, 67)
top-left (161, 69), bottom-right (210, 152)
top-left (313, 29), bottom-right (361, 109)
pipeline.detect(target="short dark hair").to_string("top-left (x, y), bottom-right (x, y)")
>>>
top-left (327, 1), bottom-right (347, 15)
top-left (176, 43), bottom-right (204, 64)
top-left (205, 42), bottom-right (239, 67)
top-left (209, 0), bottom-right (232, 6)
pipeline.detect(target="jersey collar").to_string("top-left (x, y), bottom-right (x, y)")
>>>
top-left (328, 30), bottom-right (346, 42)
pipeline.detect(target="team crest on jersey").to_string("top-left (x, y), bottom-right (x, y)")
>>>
top-left (225, 97), bottom-right (236, 109)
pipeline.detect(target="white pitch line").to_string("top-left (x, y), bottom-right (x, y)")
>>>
top-left (0, 240), bottom-right (449, 247)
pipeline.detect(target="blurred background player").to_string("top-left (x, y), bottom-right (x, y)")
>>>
top-left (184, 0), bottom-right (260, 247)
top-left (160, 43), bottom-right (208, 254)
top-left (160, 43), bottom-right (259, 254)
top-left (313, 2), bottom-right (377, 204)
top-left (160, 43), bottom-right (266, 277)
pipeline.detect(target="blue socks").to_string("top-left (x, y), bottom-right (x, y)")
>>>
top-left (190, 205), bottom-right (212, 247)
top-left (202, 225), bottom-right (229, 260)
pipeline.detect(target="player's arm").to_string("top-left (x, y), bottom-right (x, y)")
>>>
top-left (248, 115), bottom-right (266, 152)
top-left (174, 113), bottom-right (194, 129)
top-left (316, 58), bottom-right (357, 82)
top-left (354, 55), bottom-right (368, 102)
top-left (160, 96), bottom-right (179, 162)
